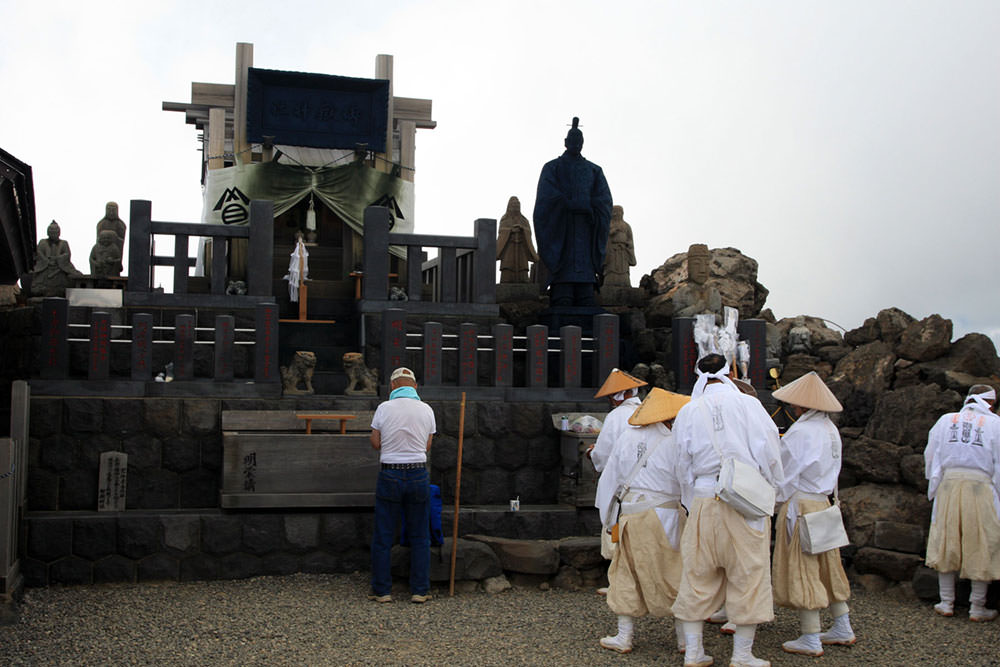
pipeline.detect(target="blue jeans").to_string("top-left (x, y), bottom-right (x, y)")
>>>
top-left (371, 468), bottom-right (430, 596)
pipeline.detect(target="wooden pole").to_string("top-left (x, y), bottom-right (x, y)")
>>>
top-left (449, 391), bottom-right (466, 596)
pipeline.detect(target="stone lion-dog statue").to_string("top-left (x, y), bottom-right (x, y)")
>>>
top-left (280, 350), bottom-right (317, 395)
top-left (343, 352), bottom-right (378, 395)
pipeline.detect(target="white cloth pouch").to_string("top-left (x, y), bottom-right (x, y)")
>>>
top-left (714, 456), bottom-right (776, 519)
top-left (798, 503), bottom-right (849, 554)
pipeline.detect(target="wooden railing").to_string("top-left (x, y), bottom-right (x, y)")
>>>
top-left (380, 308), bottom-right (620, 391)
top-left (126, 199), bottom-right (274, 308)
top-left (38, 298), bottom-right (280, 384)
top-left (362, 206), bottom-right (496, 305)
top-left (1, 381), bottom-right (28, 601)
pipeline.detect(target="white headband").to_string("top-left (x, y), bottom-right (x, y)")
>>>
top-left (691, 359), bottom-right (738, 399)
top-left (612, 387), bottom-right (639, 402)
top-left (965, 387), bottom-right (996, 412)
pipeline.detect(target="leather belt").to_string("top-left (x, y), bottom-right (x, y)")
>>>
top-left (382, 462), bottom-right (425, 470)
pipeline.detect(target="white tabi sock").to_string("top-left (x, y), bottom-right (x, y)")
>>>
top-left (938, 571), bottom-right (956, 604)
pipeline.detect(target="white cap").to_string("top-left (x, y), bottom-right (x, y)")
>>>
top-left (390, 367), bottom-right (416, 382)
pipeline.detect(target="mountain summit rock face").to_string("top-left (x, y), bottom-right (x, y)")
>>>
top-left (640, 246), bottom-right (769, 326)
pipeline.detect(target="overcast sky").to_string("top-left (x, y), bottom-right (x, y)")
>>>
top-left (3, 1), bottom-right (998, 347)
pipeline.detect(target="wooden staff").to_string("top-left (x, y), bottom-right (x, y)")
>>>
top-left (449, 391), bottom-right (466, 596)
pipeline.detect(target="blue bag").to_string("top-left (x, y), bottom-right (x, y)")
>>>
top-left (401, 484), bottom-right (444, 546)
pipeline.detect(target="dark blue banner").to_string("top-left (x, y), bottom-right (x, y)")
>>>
top-left (246, 68), bottom-right (389, 151)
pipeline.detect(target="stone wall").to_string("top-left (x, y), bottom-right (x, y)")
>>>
top-left (21, 508), bottom-right (603, 588)
top-left (27, 395), bottom-right (607, 510)
top-left (23, 394), bottom-right (605, 586)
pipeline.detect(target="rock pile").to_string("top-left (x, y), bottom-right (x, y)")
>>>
top-left (766, 307), bottom-right (1000, 594)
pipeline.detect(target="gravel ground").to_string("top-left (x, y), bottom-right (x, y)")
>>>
top-left (1, 573), bottom-right (998, 666)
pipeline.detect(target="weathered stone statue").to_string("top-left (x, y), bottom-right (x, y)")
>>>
top-left (280, 351), bottom-right (317, 395)
top-left (343, 352), bottom-right (378, 395)
top-left (31, 221), bottom-right (83, 297)
top-left (602, 205), bottom-right (636, 286)
top-left (533, 117), bottom-right (613, 307)
top-left (786, 316), bottom-right (813, 354)
top-left (96, 201), bottom-right (126, 249)
top-left (672, 243), bottom-right (723, 319)
top-left (89, 230), bottom-right (124, 278)
top-left (496, 196), bottom-right (538, 284)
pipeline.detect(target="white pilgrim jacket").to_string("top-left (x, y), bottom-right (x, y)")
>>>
top-left (673, 382), bottom-right (783, 513)
top-left (924, 401), bottom-right (1000, 513)
top-left (777, 409), bottom-right (842, 538)
top-left (606, 421), bottom-right (685, 549)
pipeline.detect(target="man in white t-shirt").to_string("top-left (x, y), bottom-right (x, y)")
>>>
top-left (368, 367), bottom-right (437, 604)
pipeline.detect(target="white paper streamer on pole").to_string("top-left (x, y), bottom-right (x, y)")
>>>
top-left (283, 237), bottom-right (309, 302)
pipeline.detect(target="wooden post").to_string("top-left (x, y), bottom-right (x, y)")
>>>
top-left (594, 314), bottom-right (619, 387)
top-left (560, 326), bottom-right (582, 388)
top-left (40, 297), bottom-right (69, 379)
top-left (88, 311), bottom-right (111, 381)
top-left (375, 54), bottom-right (394, 173)
top-left (423, 322), bottom-right (443, 385)
top-left (255, 302), bottom-right (280, 383)
top-left (208, 107), bottom-right (226, 171)
top-left (233, 42), bottom-right (253, 167)
top-left (382, 309), bottom-right (407, 377)
top-left (362, 207), bottom-right (391, 300)
top-left (215, 314), bottom-right (235, 381)
top-left (449, 391), bottom-right (466, 597)
top-left (247, 200), bottom-right (274, 297)
top-left (399, 119), bottom-right (416, 183)
top-left (128, 200), bottom-right (152, 292)
top-left (174, 314), bottom-right (195, 380)
top-left (459, 323), bottom-right (477, 386)
top-left (527, 324), bottom-right (548, 389)
top-left (131, 313), bottom-right (153, 381)
top-left (493, 324), bottom-right (513, 387)
top-left (473, 218), bottom-right (497, 304)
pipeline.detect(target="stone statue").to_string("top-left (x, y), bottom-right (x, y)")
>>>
top-left (96, 202), bottom-right (126, 249)
top-left (786, 316), bottom-right (813, 354)
top-left (496, 196), bottom-right (538, 284)
top-left (280, 351), bottom-right (317, 395)
top-left (343, 352), bottom-right (378, 395)
top-left (672, 243), bottom-right (723, 319)
top-left (602, 205), bottom-right (636, 286)
top-left (31, 221), bottom-right (83, 297)
top-left (89, 230), bottom-right (124, 278)
top-left (533, 117), bottom-right (613, 307)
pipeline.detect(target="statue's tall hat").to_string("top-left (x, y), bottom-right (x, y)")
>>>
top-left (566, 117), bottom-right (583, 142)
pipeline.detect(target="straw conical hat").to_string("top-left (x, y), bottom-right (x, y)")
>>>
top-left (772, 371), bottom-right (843, 412)
top-left (628, 388), bottom-right (691, 425)
top-left (733, 378), bottom-right (758, 398)
top-left (594, 368), bottom-right (648, 398)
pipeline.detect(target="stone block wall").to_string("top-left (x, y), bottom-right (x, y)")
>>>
top-left (27, 395), bottom-right (606, 511)
top-left (28, 397), bottom-right (226, 511)
top-left (22, 393), bottom-right (605, 586)
top-left (21, 507), bottom-right (601, 588)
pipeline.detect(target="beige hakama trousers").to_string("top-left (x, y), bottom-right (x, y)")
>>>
top-left (606, 506), bottom-right (685, 617)
top-left (772, 497), bottom-right (851, 610)
top-left (926, 468), bottom-right (1000, 581)
top-left (671, 496), bottom-right (775, 625)
top-left (600, 527), bottom-right (618, 561)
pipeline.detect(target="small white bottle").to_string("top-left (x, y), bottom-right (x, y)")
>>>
top-left (560, 416), bottom-right (569, 431)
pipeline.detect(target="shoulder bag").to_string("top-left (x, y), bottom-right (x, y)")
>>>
top-left (702, 400), bottom-right (776, 519)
